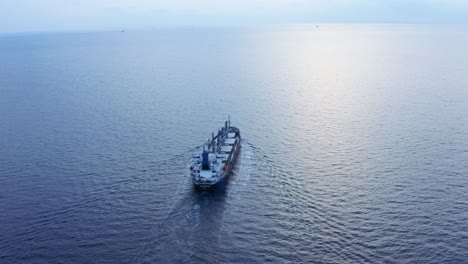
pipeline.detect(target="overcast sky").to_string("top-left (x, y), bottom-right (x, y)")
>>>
top-left (1, 0), bottom-right (468, 33)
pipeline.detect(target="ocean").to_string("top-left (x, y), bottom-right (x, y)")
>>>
top-left (1, 24), bottom-right (468, 263)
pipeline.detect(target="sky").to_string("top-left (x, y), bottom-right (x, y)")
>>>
top-left (1, 0), bottom-right (468, 33)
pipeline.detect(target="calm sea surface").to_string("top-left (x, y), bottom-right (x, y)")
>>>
top-left (1, 24), bottom-right (468, 263)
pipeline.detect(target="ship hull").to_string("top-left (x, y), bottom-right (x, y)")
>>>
top-left (191, 122), bottom-right (240, 189)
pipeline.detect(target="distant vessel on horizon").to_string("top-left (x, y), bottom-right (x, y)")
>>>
top-left (190, 118), bottom-right (241, 188)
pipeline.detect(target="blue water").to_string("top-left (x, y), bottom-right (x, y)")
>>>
top-left (1, 24), bottom-right (468, 263)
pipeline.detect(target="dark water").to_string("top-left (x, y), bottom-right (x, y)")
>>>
top-left (1, 24), bottom-right (468, 263)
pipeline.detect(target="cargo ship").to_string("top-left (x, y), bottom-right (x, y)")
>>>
top-left (190, 118), bottom-right (240, 188)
